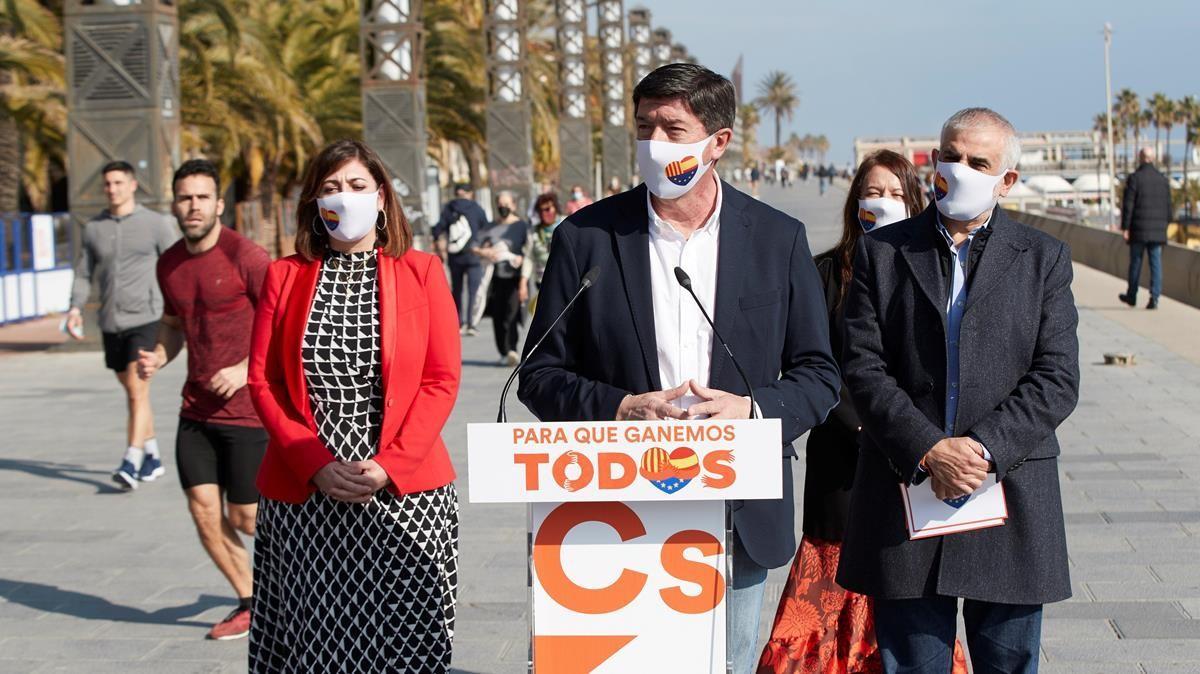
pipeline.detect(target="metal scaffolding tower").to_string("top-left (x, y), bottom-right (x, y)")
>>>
top-left (627, 8), bottom-right (653, 87)
top-left (555, 0), bottom-right (593, 194)
top-left (651, 27), bottom-right (672, 69)
top-left (597, 0), bottom-right (631, 190)
top-left (360, 0), bottom-right (430, 231)
top-left (484, 0), bottom-right (535, 207)
top-left (64, 0), bottom-right (180, 232)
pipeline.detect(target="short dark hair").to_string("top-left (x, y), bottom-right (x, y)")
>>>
top-left (632, 63), bottom-right (736, 134)
top-left (454, 182), bottom-right (473, 196)
top-left (101, 160), bottom-right (135, 178)
top-left (172, 158), bottom-right (221, 196)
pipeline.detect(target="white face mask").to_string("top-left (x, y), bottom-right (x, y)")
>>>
top-left (636, 134), bottom-right (715, 200)
top-left (317, 190), bottom-right (380, 243)
top-left (933, 160), bottom-right (1007, 221)
top-left (857, 197), bottom-right (908, 232)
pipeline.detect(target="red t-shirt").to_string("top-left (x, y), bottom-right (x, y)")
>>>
top-left (157, 227), bottom-right (270, 427)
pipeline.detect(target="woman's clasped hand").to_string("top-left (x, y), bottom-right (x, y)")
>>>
top-left (311, 460), bottom-right (390, 503)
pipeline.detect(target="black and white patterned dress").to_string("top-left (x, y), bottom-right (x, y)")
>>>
top-left (251, 249), bottom-right (460, 673)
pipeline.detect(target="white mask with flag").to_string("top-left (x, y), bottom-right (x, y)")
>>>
top-left (857, 197), bottom-right (908, 231)
top-left (317, 190), bottom-right (380, 243)
top-left (636, 134), bottom-right (715, 200)
top-left (932, 160), bottom-right (1007, 221)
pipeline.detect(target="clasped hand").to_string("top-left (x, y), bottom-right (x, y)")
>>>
top-left (615, 380), bottom-right (751, 421)
top-left (923, 436), bottom-right (990, 500)
top-left (312, 460), bottom-right (390, 503)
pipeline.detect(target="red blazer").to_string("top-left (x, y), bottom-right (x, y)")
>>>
top-left (248, 248), bottom-right (461, 503)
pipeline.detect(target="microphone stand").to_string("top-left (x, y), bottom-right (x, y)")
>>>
top-left (673, 267), bottom-right (759, 419)
top-left (497, 267), bottom-right (599, 423)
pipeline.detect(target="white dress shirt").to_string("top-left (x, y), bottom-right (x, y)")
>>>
top-left (646, 183), bottom-right (723, 411)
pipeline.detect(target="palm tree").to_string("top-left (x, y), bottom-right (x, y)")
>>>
top-left (754, 71), bottom-right (798, 151)
top-left (425, 0), bottom-right (487, 186)
top-left (0, 0), bottom-right (65, 212)
top-left (1137, 108), bottom-right (1153, 163)
top-left (737, 103), bottom-right (760, 166)
top-left (1115, 88), bottom-right (1139, 172)
top-left (1149, 93), bottom-right (1175, 169)
top-left (1181, 96), bottom-right (1200, 219)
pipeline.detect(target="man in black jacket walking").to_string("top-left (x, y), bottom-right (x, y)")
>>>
top-left (1119, 147), bottom-right (1172, 309)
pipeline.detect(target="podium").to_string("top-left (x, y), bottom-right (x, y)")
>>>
top-left (468, 418), bottom-right (782, 674)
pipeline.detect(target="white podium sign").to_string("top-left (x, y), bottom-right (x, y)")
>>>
top-left (530, 500), bottom-right (726, 673)
top-left (467, 418), bottom-right (783, 673)
top-left (467, 419), bottom-right (782, 503)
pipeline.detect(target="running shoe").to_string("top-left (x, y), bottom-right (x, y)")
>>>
top-left (206, 607), bottom-right (251, 640)
top-left (112, 460), bottom-right (139, 491)
top-left (138, 455), bottom-right (165, 482)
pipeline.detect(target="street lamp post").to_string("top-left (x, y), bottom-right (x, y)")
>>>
top-left (360, 0), bottom-right (430, 237)
top-left (485, 0), bottom-right (535, 210)
top-left (1104, 22), bottom-right (1117, 230)
top-left (555, 0), bottom-right (593, 195)
top-left (598, 0), bottom-right (631, 191)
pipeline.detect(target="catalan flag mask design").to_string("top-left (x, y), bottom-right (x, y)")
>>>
top-left (933, 160), bottom-right (1006, 222)
top-left (636, 134), bottom-right (715, 200)
top-left (857, 197), bottom-right (908, 231)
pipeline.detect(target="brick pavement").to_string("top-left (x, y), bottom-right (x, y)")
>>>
top-left (2, 180), bottom-right (1200, 671)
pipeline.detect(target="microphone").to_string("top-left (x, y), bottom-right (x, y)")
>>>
top-left (497, 266), bottom-right (600, 423)
top-left (673, 266), bottom-right (759, 419)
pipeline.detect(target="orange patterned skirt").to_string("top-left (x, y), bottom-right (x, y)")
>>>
top-left (756, 537), bottom-right (968, 674)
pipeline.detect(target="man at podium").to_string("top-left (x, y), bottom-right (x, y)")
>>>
top-left (517, 63), bottom-right (840, 673)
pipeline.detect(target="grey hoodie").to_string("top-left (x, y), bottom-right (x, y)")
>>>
top-left (70, 204), bottom-right (179, 333)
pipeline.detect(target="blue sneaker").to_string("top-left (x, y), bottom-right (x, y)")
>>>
top-left (112, 460), bottom-right (139, 491)
top-left (139, 455), bottom-right (165, 482)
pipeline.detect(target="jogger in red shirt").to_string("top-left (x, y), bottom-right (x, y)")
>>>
top-left (137, 159), bottom-right (270, 641)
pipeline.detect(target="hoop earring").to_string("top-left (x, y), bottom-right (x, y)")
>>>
top-left (377, 210), bottom-right (387, 232)
top-left (311, 215), bottom-right (325, 236)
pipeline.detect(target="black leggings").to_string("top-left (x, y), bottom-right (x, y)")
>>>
top-left (488, 275), bottom-right (522, 356)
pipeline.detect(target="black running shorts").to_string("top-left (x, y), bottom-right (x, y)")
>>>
top-left (102, 321), bottom-right (160, 372)
top-left (176, 418), bottom-right (268, 504)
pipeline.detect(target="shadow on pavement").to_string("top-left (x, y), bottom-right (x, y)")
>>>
top-left (0, 458), bottom-right (125, 494)
top-left (0, 580), bottom-right (227, 627)
top-left (462, 359), bottom-right (506, 368)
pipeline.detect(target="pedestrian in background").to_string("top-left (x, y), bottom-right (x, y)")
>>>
top-left (432, 183), bottom-right (489, 334)
top-left (247, 139), bottom-right (461, 672)
top-left (565, 184), bottom-right (593, 215)
top-left (137, 158), bottom-right (270, 641)
top-left (66, 160), bottom-right (178, 491)
top-left (758, 150), bottom-right (969, 673)
top-left (521, 192), bottom-right (563, 307)
top-left (838, 108), bottom-right (1079, 674)
top-left (1119, 147), bottom-right (1172, 310)
top-left (474, 190), bottom-right (529, 366)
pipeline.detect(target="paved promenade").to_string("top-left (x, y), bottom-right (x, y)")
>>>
top-left (2, 180), bottom-right (1200, 672)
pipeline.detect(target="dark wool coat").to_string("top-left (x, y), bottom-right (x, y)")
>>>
top-left (836, 205), bottom-right (1080, 605)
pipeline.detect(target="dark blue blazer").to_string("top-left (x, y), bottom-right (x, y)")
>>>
top-left (517, 182), bottom-right (840, 569)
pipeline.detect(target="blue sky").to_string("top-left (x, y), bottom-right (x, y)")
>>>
top-left (644, 0), bottom-right (1200, 164)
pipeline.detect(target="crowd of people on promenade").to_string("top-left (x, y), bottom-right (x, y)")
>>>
top-left (65, 61), bottom-right (1175, 673)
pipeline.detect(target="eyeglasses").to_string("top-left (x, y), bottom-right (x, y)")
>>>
top-left (538, 206), bottom-right (556, 213)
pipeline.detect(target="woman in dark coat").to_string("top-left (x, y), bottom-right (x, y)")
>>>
top-left (758, 151), bottom-right (967, 673)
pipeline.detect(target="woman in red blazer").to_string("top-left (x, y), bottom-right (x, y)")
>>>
top-left (246, 139), bottom-right (461, 673)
